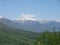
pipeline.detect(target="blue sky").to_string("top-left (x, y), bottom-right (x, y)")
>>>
top-left (0, 0), bottom-right (60, 21)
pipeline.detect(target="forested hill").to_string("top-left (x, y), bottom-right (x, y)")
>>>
top-left (34, 31), bottom-right (60, 45)
top-left (0, 22), bottom-right (40, 45)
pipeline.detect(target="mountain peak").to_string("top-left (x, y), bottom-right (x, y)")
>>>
top-left (16, 13), bottom-right (38, 21)
top-left (0, 16), bottom-right (5, 19)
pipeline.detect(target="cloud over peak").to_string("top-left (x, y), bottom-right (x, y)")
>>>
top-left (17, 13), bottom-right (38, 20)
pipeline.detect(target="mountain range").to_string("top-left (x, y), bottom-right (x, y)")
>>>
top-left (0, 16), bottom-right (60, 32)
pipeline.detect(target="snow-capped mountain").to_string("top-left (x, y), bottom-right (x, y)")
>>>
top-left (0, 16), bottom-right (60, 32)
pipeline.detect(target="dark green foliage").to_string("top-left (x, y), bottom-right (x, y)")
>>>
top-left (0, 22), bottom-right (39, 45)
top-left (35, 31), bottom-right (60, 45)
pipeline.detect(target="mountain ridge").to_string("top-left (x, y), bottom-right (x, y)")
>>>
top-left (0, 16), bottom-right (60, 32)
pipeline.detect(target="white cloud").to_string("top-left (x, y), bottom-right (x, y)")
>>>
top-left (17, 13), bottom-right (38, 20)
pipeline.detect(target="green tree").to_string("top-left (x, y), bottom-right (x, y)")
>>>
top-left (34, 31), bottom-right (60, 45)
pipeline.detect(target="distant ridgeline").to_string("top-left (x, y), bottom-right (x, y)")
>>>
top-left (0, 17), bottom-right (60, 32)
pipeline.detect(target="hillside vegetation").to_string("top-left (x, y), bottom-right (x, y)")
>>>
top-left (0, 22), bottom-right (60, 45)
top-left (0, 22), bottom-right (39, 45)
top-left (34, 31), bottom-right (60, 45)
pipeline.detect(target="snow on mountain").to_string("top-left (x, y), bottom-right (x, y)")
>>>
top-left (0, 16), bottom-right (60, 32)
top-left (15, 13), bottom-right (53, 24)
top-left (0, 16), bottom-right (4, 18)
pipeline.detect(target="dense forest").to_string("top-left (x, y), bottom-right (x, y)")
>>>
top-left (0, 22), bottom-right (60, 45)
top-left (34, 31), bottom-right (60, 45)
